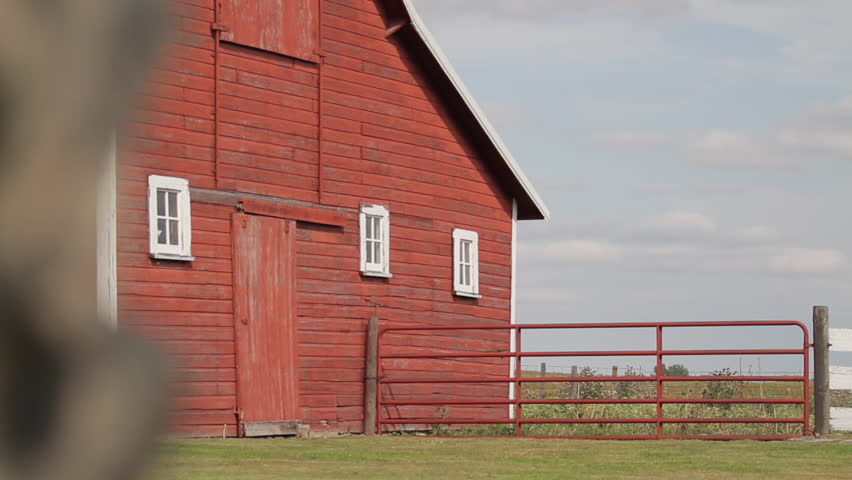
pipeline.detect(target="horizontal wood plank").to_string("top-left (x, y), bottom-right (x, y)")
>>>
top-left (830, 366), bottom-right (852, 390)
top-left (830, 328), bottom-right (852, 352)
top-left (243, 420), bottom-right (301, 437)
top-left (831, 407), bottom-right (852, 431)
top-left (240, 197), bottom-right (349, 227)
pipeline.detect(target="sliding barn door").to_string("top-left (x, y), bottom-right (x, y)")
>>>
top-left (232, 213), bottom-right (299, 436)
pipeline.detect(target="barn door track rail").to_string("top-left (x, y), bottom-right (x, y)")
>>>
top-left (376, 321), bottom-right (811, 440)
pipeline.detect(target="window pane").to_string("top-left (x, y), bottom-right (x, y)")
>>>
top-left (168, 191), bottom-right (178, 217)
top-left (374, 241), bottom-right (381, 265)
top-left (365, 216), bottom-right (374, 241)
top-left (374, 217), bottom-right (381, 240)
top-left (366, 240), bottom-right (373, 263)
top-left (464, 265), bottom-right (471, 286)
top-left (157, 190), bottom-right (166, 217)
top-left (169, 220), bottom-right (179, 246)
top-left (157, 219), bottom-right (167, 245)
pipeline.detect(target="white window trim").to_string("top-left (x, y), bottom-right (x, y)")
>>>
top-left (360, 203), bottom-right (391, 278)
top-left (453, 228), bottom-right (481, 298)
top-left (148, 175), bottom-right (194, 261)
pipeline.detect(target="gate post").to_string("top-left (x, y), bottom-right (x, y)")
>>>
top-left (364, 316), bottom-right (380, 436)
top-left (813, 306), bottom-right (830, 437)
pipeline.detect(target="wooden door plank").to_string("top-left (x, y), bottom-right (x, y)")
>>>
top-left (233, 213), bottom-right (299, 428)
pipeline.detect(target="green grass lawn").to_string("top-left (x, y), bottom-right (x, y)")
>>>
top-left (149, 436), bottom-right (852, 480)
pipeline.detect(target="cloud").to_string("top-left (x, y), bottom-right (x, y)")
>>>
top-left (736, 225), bottom-right (779, 244)
top-left (520, 210), bottom-right (846, 276)
top-left (524, 238), bottom-right (847, 275)
top-left (633, 184), bottom-right (748, 197)
top-left (769, 248), bottom-right (848, 274)
top-left (412, 0), bottom-right (690, 21)
top-left (526, 239), bottom-right (624, 262)
top-left (594, 95), bottom-right (852, 169)
top-left (413, 0), bottom-right (852, 88)
top-left (409, 0), bottom-right (676, 65)
top-left (690, 0), bottom-right (852, 86)
top-left (790, 95), bottom-right (852, 132)
top-left (596, 131), bottom-right (670, 148)
top-left (640, 211), bottom-right (717, 237)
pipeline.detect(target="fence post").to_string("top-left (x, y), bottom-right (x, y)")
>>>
top-left (611, 366), bottom-right (619, 396)
top-left (571, 365), bottom-right (580, 399)
top-left (539, 362), bottom-right (547, 398)
top-left (814, 306), bottom-right (830, 437)
top-left (364, 316), bottom-right (380, 436)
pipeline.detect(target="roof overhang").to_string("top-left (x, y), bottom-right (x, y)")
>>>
top-left (379, 0), bottom-right (550, 221)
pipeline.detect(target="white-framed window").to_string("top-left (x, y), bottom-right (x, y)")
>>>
top-left (453, 229), bottom-right (480, 298)
top-left (148, 175), bottom-right (194, 261)
top-left (360, 203), bottom-right (391, 277)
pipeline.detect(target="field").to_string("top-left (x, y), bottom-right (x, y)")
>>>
top-left (389, 375), bottom-right (813, 437)
top-left (148, 437), bottom-right (852, 480)
top-left (495, 375), bottom-right (812, 437)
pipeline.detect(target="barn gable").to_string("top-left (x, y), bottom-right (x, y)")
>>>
top-left (113, 0), bottom-right (547, 436)
top-left (380, 0), bottom-right (549, 221)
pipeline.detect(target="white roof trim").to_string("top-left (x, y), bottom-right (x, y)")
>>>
top-left (400, 0), bottom-right (550, 220)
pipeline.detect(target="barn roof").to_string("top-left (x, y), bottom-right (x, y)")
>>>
top-left (379, 0), bottom-right (550, 221)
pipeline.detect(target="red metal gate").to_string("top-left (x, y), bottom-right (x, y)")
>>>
top-left (377, 321), bottom-right (810, 440)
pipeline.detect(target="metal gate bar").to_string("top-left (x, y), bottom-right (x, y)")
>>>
top-left (376, 321), bottom-right (810, 440)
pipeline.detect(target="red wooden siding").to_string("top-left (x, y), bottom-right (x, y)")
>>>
top-left (216, 41), bottom-right (320, 202)
top-left (233, 213), bottom-right (299, 426)
top-left (119, 199), bottom-right (238, 437)
top-left (120, 0), bottom-right (516, 436)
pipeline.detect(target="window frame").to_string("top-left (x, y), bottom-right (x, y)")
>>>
top-left (148, 175), bottom-right (194, 261)
top-left (453, 228), bottom-right (481, 298)
top-left (360, 203), bottom-right (391, 278)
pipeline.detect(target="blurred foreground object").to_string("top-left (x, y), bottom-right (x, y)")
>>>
top-left (0, 1), bottom-right (170, 479)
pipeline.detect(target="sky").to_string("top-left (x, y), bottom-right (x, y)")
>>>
top-left (411, 0), bottom-right (852, 374)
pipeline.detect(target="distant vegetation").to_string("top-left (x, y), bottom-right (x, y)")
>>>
top-left (427, 366), bottom-right (809, 437)
top-left (665, 364), bottom-right (690, 376)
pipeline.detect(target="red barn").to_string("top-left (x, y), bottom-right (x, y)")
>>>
top-left (96, 0), bottom-right (549, 437)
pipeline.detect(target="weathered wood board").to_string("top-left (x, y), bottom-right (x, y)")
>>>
top-left (829, 328), bottom-right (852, 352)
top-left (830, 407), bottom-right (852, 431)
top-left (243, 420), bottom-right (301, 437)
top-left (829, 366), bottom-right (852, 390)
top-left (828, 329), bottom-right (852, 418)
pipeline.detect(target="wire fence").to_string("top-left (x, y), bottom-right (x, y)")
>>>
top-left (519, 363), bottom-right (808, 401)
top-left (521, 364), bottom-right (804, 377)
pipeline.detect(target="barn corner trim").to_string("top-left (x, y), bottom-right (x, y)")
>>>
top-left (390, 0), bottom-right (551, 221)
